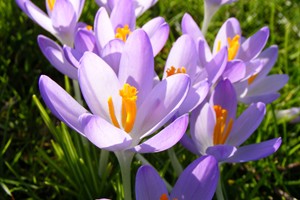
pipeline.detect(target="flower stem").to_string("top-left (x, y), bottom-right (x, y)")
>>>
top-left (98, 150), bottom-right (110, 178)
top-left (202, 2), bottom-right (217, 36)
top-left (168, 148), bottom-right (183, 176)
top-left (216, 163), bottom-right (225, 200)
top-left (72, 79), bottom-right (83, 105)
top-left (115, 151), bottom-right (134, 200)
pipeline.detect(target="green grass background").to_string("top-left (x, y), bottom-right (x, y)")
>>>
top-left (1, 0), bottom-right (300, 199)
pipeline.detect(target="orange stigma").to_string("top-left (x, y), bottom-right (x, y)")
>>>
top-left (115, 25), bottom-right (131, 42)
top-left (213, 105), bottom-right (233, 145)
top-left (166, 66), bottom-right (186, 77)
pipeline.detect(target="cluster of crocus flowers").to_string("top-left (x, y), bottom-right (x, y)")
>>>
top-left (16, 0), bottom-right (289, 199)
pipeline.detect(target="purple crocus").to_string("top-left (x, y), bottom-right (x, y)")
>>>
top-left (39, 29), bottom-right (190, 155)
top-left (95, 0), bottom-right (158, 17)
top-left (16, 0), bottom-right (85, 45)
top-left (39, 29), bottom-right (189, 199)
top-left (183, 79), bottom-right (282, 162)
top-left (94, 0), bottom-right (169, 57)
top-left (135, 155), bottom-right (219, 200)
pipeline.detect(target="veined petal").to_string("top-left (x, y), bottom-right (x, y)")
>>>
top-left (110, 0), bottom-right (136, 31)
top-left (131, 114), bottom-right (188, 153)
top-left (94, 7), bottom-right (115, 50)
top-left (39, 75), bottom-right (87, 135)
top-left (255, 45), bottom-right (278, 78)
top-left (38, 35), bottom-right (78, 79)
top-left (237, 27), bottom-right (270, 61)
top-left (225, 138), bottom-right (282, 163)
top-left (101, 39), bottom-right (124, 74)
top-left (80, 114), bottom-right (132, 151)
top-left (180, 134), bottom-right (200, 155)
top-left (226, 102), bottom-right (266, 146)
top-left (63, 45), bottom-right (81, 69)
top-left (135, 165), bottom-right (168, 200)
top-left (239, 93), bottom-right (280, 104)
top-left (190, 103), bottom-right (215, 154)
top-left (170, 155), bottom-right (219, 200)
top-left (24, 1), bottom-right (56, 35)
top-left (118, 29), bottom-right (154, 105)
top-left (142, 17), bottom-right (169, 56)
top-left (164, 34), bottom-right (197, 80)
top-left (78, 52), bottom-right (121, 122)
top-left (70, 0), bottom-right (85, 19)
top-left (132, 74), bottom-right (190, 139)
top-left (206, 144), bottom-right (237, 162)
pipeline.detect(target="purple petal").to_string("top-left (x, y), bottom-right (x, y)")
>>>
top-left (180, 134), bottom-right (200, 155)
top-left (226, 138), bottom-right (282, 163)
top-left (212, 79), bottom-right (237, 120)
top-left (181, 13), bottom-right (204, 41)
top-left (206, 145), bottom-right (237, 162)
top-left (132, 74), bottom-right (190, 138)
top-left (222, 60), bottom-right (246, 83)
top-left (74, 29), bottom-right (98, 53)
top-left (205, 47), bottom-right (227, 84)
top-left (51, 0), bottom-right (77, 33)
top-left (24, 1), bottom-right (56, 34)
top-left (238, 27), bottom-right (270, 61)
top-left (164, 34), bottom-right (197, 80)
top-left (101, 39), bottom-right (124, 74)
top-left (131, 114), bottom-right (188, 153)
top-left (94, 7), bottom-right (115, 50)
top-left (135, 165), bottom-right (168, 200)
top-left (227, 102), bottom-right (266, 146)
top-left (190, 103), bottom-right (215, 154)
top-left (177, 81), bottom-right (209, 115)
top-left (118, 29), bottom-right (154, 105)
top-left (78, 52), bottom-right (121, 121)
top-left (255, 45), bottom-right (278, 78)
top-left (142, 17), bottom-right (169, 57)
top-left (39, 75), bottom-right (87, 135)
top-left (134, 0), bottom-right (158, 17)
top-left (249, 74), bottom-right (289, 95)
top-left (198, 38), bottom-right (213, 67)
top-left (110, 0), bottom-right (136, 31)
top-left (80, 114), bottom-right (132, 151)
top-left (239, 93), bottom-right (280, 104)
top-left (213, 18), bottom-right (241, 54)
top-left (171, 155), bottom-right (219, 200)
top-left (38, 35), bottom-right (78, 79)
top-left (63, 45), bottom-right (80, 69)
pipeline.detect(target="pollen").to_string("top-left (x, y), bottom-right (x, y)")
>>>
top-left (160, 194), bottom-right (169, 200)
top-left (86, 25), bottom-right (93, 31)
top-left (47, 0), bottom-right (56, 11)
top-left (166, 66), bottom-right (186, 77)
top-left (115, 24), bottom-right (131, 42)
top-left (213, 105), bottom-right (233, 145)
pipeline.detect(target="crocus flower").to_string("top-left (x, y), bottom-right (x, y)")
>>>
top-left (184, 79), bottom-right (282, 162)
top-left (16, 0), bottom-right (85, 45)
top-left (135, 155), bottom-right (219, 200)
top-left (234, 46), bottom-right (289, 104)
top-left (39, 29), bottom-right (190, 155)
top-left (162, 34), bottom-right (209, 115)
top-left (276, 107), bottom-right (300, 123)
top-left (95, 0), bottom-right (158, 17)
top-left (95, 0), bottom-right (169, 57)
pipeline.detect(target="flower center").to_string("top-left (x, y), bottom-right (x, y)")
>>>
top-left (47, 0), bottom-right (56, 11)
top-left (247, 74), bottom-right (258, 85)
top-left (213, 105), bottom-right (233, 145)
top-left (166, 66), bottom-right (186, 77)
top-left (217, 34), bottom-right (240, 61)
top-left (86, 25), bottom-right (93, 31)
top-left (115, 25), bottom-right (131, 42)
top-left (159, 194), bottom-right (178, 200)
top-left (108, 83), bottom-right (138, 133)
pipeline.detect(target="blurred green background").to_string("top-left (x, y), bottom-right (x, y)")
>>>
top-left (1, 0), bottom-right (300, 199)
